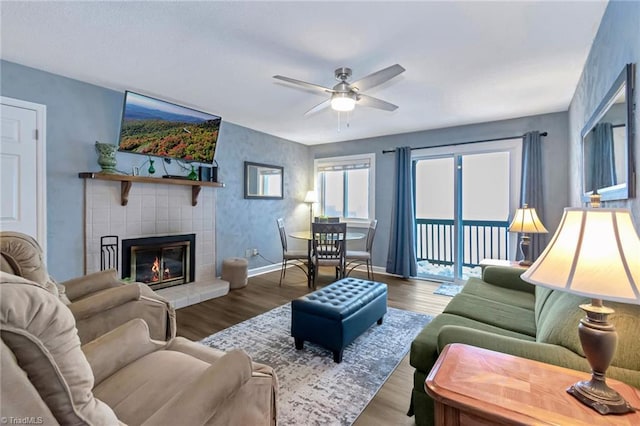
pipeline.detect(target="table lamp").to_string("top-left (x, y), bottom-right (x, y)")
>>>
top-left (508, 204), bottom-right (548, 265)
top-left (304, 190), bottom-right (318, 229)
top-left (521, 207), bottom-right (640, 415)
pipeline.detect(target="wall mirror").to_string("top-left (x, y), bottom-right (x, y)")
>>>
top-left (244, 161), bottom-right (283, 199)
top-left (581, 63), bottom-right (635, 202)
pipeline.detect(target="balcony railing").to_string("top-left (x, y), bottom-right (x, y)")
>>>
top-left (416, 218), bottom-right (510, 267)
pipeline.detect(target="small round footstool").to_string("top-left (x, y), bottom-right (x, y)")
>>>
top-left (222, 257), bottom-right (248, 289)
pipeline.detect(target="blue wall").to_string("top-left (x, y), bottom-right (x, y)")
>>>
top-left (2, 59), bottom-right (575, 278)
top-left (1, 61), bottom-right (122, 280)
top-left (214, 122), bottom-right (311, 273)
top-left (310, 113), bottom-right (570, 268)
top-left (1, 60), bottom-right (311, 280)
top-left (568, 0), bottom-right (640, 222)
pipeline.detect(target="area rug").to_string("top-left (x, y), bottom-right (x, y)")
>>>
top-left (200, 303), bottom-right (432, 425)
top-left (433, 282), bottom-right (463, 297)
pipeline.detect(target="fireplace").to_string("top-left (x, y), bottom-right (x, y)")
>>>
top-left (122, 234), bottom-right (196, 290)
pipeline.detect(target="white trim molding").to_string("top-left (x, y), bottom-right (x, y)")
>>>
top-left (0, 96), bottom-right (47, 254)
top-left (313, 152), bottom-right (376, 226)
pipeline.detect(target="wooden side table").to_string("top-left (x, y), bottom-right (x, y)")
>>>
top-left (479, 258), bottom-right (528, 271)
top-left (425, 344), bottom-right (640, 426)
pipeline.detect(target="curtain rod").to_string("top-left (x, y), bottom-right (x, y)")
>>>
top-left (381, 131), bottom-right (548, 154)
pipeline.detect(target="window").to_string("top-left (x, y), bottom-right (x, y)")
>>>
top-left (314, 153), bottom-right (375, 223)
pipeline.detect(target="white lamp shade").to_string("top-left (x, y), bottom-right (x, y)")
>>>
top-left (304, 190), bottom-right (318, 203)
top-left (330, 93), bottom-right (356, 112)
top-left (521, 208), bottom-right (640, 304)
top-left (508, 206), bottom-right (548, 234)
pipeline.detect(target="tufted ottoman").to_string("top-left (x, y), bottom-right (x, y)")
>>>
top-left (291, 278), bottom-right (387, 363)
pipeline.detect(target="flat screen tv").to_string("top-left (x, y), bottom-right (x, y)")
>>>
top-left (118, 91), bottom-right (221, 163)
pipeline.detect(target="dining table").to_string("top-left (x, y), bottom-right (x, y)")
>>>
top-left (289, 230), bottom-right (365, 288)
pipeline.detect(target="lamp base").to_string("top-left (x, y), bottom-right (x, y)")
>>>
top-left (517, 235), bottom-right (531, 265)
top-left (567, 379), bottom-right (636, 415)
top-left (570, 300), bottom-right (637, 415)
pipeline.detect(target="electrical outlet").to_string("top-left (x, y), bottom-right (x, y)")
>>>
top-left (245, 249), bottom-right (252, 258)
top-left (252, 248), bottom-right (259, 256)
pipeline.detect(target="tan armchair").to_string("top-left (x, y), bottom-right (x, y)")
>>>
top-left (0, 271), bottom-right (278, 425)
top-left (0, 231), bottom-right (175, 343)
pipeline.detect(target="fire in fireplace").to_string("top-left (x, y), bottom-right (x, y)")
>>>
top-left (122, 234), bottom-right (196, 290)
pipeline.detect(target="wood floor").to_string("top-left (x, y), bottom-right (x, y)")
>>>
top-left (176, 266), bottom-right (452, 425)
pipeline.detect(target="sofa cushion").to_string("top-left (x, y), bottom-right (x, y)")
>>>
top-left (410, 313), bottom-right (535, 373)
top-left (63, 269), bottom-right (121, 301)
top-left (536, 289), bottom-right (640, 370)
top-left (534, 286), bottom-right (554, 327)
top-left (93, 350), bottom-right (210, 425)
top-left (463, 278), bottom-right (535, 310)
top-left (443, 293), bottom-right (537, 337)
top-left (0, 340), bottom-right (58, 425)
top-left (82, 319), bottom-right (163, 386)
top-left (0, 232), bottom-right (51, 289)
top-left (0, 271), bottom-right (119, 425)
top-left (536, 290), bottom-right (586, 356)
top-left (609, 302), bottom-right (640, 371)
top-left (482, 266), bottom-right (535, 293)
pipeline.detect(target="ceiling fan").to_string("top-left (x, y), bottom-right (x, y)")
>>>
top-left (273, 64), bottom-right (405, 115)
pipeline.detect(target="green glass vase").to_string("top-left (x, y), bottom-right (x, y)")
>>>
top-left (188, 165), bottom-right (198, 180)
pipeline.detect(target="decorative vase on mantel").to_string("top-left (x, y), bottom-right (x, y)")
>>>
top-left (95, 141), bottom-right (118, 174)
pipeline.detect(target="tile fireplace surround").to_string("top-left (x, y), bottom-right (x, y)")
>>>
top-left (83, 179), bottom-right (228, 308)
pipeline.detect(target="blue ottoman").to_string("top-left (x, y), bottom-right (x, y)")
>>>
top-left (291, 278), bottom-right (388, 363)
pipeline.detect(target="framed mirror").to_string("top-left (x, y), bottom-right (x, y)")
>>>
top-left (244, 161), bottom-right (284, 199)
top-left (581, 63), bottom-right (636, 202)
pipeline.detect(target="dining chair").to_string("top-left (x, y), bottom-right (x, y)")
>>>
top-left (311, 222), bottom-right (347, 288)
top-left (345, 219), bottom-right (378, 280)
top-left (313, 217), bottom-right (340, 223)
top-left (276, 218), bottom-right (309, 286)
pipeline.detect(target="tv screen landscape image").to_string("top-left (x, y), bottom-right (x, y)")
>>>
top-left (118, 91), bottom-right (221, 163)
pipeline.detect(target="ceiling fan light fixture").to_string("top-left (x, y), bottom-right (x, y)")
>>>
top-left (275, 64), bottom-right (404, 116)
top-left (331, 92), bottom-right (356, 112)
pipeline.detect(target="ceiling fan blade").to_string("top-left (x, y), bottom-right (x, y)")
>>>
top-left (350, 64), bottom-right (405, 92)
top-left (357, 94), bottom-right (399, 111)
top-left (304, 99), bottom-right (331, 116)
top-left (273, 75), bottom-right (334, 95)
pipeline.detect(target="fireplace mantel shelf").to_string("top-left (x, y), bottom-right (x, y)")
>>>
top-left (79, 172), bottom-right (224, 206)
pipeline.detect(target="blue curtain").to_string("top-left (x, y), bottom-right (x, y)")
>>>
top-left (591, 122), bottom-right (616, 190)
top-left (520, 131), bottom-right (546, 259)
top-left (386, 146), bottom-right (417, 278)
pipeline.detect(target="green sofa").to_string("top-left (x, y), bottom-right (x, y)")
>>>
top-left (409, 266), bottom-right (640, 426)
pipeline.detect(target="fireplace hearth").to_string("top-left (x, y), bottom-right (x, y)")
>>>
top-left (122, 234), bottom-right (196, 290)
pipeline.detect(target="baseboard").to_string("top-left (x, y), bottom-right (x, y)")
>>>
top-left (248, 262), bottom-right (394, 279)
top-left (371, 265), bottom-right (391, 276)
top-left (249, 262), bottom-right (440, 284)
top-left (347, 264), bottom-right (394, 277)
top-left (248, 262), bottom-right (283, 277)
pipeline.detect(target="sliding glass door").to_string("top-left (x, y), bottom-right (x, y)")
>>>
top-left (415, 156), bottom-right (456, 279)
top-left (414, 140), bottom-right (521, 283)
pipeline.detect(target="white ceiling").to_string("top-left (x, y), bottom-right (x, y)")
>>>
top-left (1, 1), bottom-right (608, 145)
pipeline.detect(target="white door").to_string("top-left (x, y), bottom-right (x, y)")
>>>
top-left (0, 98), bottom-right (47, 252)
